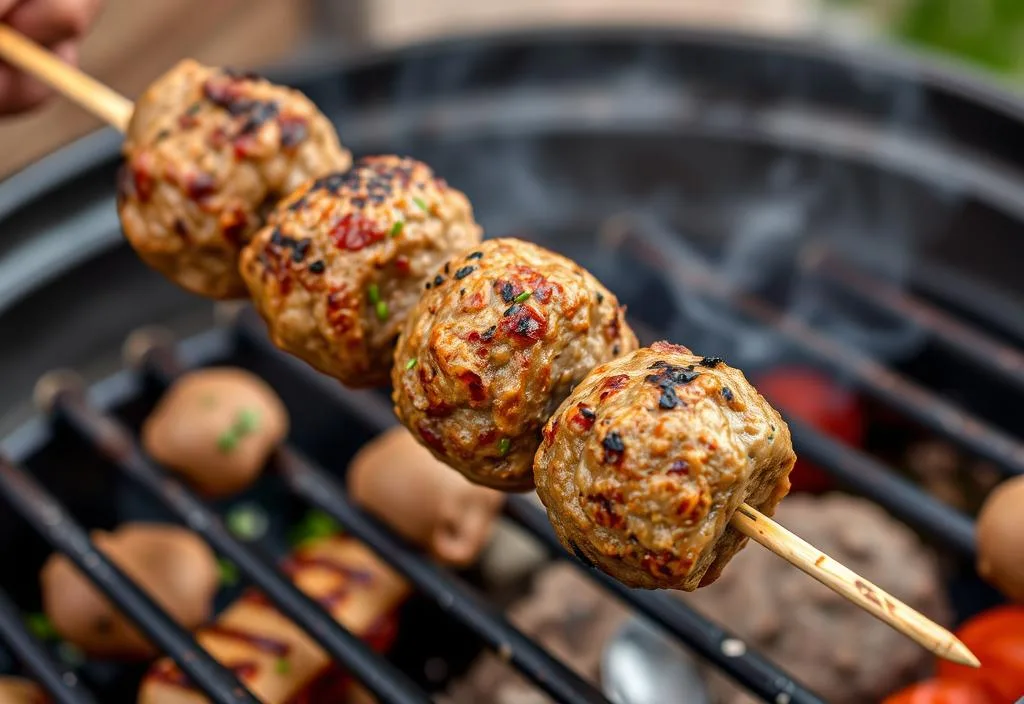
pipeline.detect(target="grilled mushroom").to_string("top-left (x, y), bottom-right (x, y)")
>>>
top-left (40, 523), bottom-right (218, 658)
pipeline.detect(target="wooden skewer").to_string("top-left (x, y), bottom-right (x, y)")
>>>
top-left (732, 503), bottom-right (980, 668)
top-left (0, 24), bottom-right (132, 132)
top-left (0, 21), bottom-right (984, 673)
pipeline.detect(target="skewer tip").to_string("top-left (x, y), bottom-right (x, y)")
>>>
top-left (944, 637), bottom-right (981, 668)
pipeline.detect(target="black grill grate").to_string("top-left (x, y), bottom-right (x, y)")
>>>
top-left (0, 291), bottom-right (998, 704)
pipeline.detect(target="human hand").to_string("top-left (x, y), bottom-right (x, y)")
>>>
top-left (0, 0), bottom-right (103, 114)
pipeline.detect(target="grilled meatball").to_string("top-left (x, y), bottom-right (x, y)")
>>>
top-left (241, 156), bottom-right (482, 387)
top-left (118, 60), bottom-right (351, 299)
top-left (534, 342), bottom-right (794, 590)
top-left (392, 238), bottom-right (638, 490)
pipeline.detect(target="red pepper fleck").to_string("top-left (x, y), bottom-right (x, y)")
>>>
top-left (599, 374), bottom-right (629, 400)
top-left (651, 341), bottom-right (693, 356)
top-left (463, 291), bottom-right (486, 311)
top-left (478, 428), bottom-right (497, 446)
top-left (417, 423), bottom-right (445, 453)
top-left (425, 401), bottom-right (454, 418)
top-left (233, 134), bottom-right (259, 160)
top-left (591, 495), bottom-right (626, 529)
top-left (459, 371), bottom-right (486, 403)
top-left (185, 172), bottom-right (217, 201)
top-left (327, 290), bottom-right (355, 332)
top-left (131, 155), bottom-right (155, 203)
top-left (329, 213), bottom-right (386, 252)
top-left (498, 304), bottom-right (548, 345)
top-left (667, 460), bottom-right (689, 476)
top-left (605, 310), bottom-right (622, 342)
top-left (208, 126), bottom-right (229, 149)
top-left (178, 113), bottom-right (198, 129)
top-left (641, 552), bottom-right (680, 578)
top-left (570, 403), bottom-right (596, 431)
top-left (394, 255), bottom-right (411, 276)
top-left (220, 208), bottom-right (249, 246)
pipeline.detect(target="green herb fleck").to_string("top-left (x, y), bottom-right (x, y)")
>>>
top-left (497, 438), bottom-right (511, 457)
top-left (234, 408), bottom-right (259, 435)
top-left (405, 357), bottom-right (418, 370)
top-left (26, 613), bottom-right (57, 640)
top-left (217, 431), bottom-right (238, 453)
top-left (288, 509), bottom-right (342, 547)
top-left (413, 197), bottom-right (428, 212)
top-left (367, 283), bottom-right (380, 305)
top-left (227, 503), bottom-right (268, 541)
top-left (390, 221), bottom-right (404, 237)
top-left (375, 300), bottom-right (389, 321)
top-left (513, 290), bottom-right (531, 304)
top-left (218, 558), bottom-right (239, 586)
top-left (276, 658), bottom-right (290, 674)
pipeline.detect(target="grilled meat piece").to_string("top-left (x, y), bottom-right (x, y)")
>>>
top-left (118, 60), bottom-right (351, 299)
top-left (392, 237), bottom-right (638, 491)
top-left (241, 156), bottom-right (482, 387)
top-left (534, 342), bottom-right (794, 590)
top-left (137, 536), bottom-right (409, 704)
top-left (0, 677), bottom-right (47, 703)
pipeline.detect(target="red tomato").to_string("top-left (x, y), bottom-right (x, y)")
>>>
top-left (754, 367), bottom-right (863, 493)
top-left (937, 606), bottom-right (1024, 701)
top-left (883, 678), bottom-right (996, 704)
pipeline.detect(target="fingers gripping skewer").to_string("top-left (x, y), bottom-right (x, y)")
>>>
top-left (0, 24), bottom-right (132, 131)
top-left (731, 503), bottom-right (979, 668)
top-left (0, 26), bottom-right (982, 672)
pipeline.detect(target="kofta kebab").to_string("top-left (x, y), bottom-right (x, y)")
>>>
top-left (0, 26), bottom-right (977, 668)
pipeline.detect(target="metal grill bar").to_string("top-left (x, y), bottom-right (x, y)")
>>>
top-left (786, 417), bottom-right (976, 556)
top-left (0, 457), bottom-right (256, 704)
top-left (808, 251), bottom-right (1024, 394)
top-left (0, 587), bottom-right (97, 704)
top-left (504, 496), bottom-right (825, 704)
top-left (623, 226), bottom-right (1024, 478)
top-left (233, 315), bottom-right (825, 704)
top-left (137, 333), bottom-right (612, 704)
top-left (47, 389), bottom-right (432, 704)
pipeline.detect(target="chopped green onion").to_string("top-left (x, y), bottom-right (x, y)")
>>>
top-left (217, 431), bottom-right (238, 453)
top-left (276, 658), bottom-right (290, 674)
top-left (375, 300), bottom-right (389, 321)
top-left (226, 503), bottom-right (268, 541)
top-left (367, 283), bottom-right (380, 305)
top-left (513, 290), bottom-right (531, 304)
top-left (217, 558), bottom-right (239, 586)
top-left (405, 357), bottom-right (418, 370)
top-left (390, 221), bottom-right (404, 237)
top-left (413, 197), bottom-right (428, 212)
top-left (288, 509), bottom-right (342, 547)
top-left (25, 613), bottom-right (57, 640)
top-left (234, 408), bottom-right (259, 434)
top-left (497, 438), bottom-right (511, 457)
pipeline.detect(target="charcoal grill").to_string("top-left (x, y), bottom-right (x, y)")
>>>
top-left (1, 26), bottom-right (1024, 704)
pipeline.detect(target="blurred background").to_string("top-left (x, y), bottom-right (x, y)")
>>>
top-left (0, 0), bottom-right (1022, 178)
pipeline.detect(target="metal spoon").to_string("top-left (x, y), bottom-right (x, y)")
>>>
top-left (601, 616), bottom-right (709, 704)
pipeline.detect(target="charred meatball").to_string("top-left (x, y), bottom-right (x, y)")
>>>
top-left (392, 238), bottom-right (638, 490)
top-left (534, 342), bottom-right (794, 590)
top-left (241, 156), bottom-right (482, 387)
top-left (118, 60), bottom-right (351, 299)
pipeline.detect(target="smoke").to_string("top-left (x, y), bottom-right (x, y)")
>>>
top-left (341, 37), bottom-right (965, 371)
